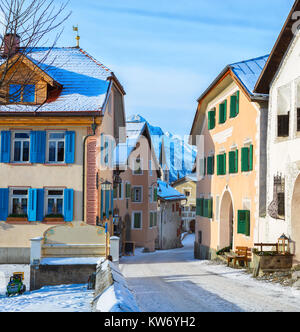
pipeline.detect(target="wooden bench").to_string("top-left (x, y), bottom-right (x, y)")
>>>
top-left (226, 247), bottom-right (252, 268)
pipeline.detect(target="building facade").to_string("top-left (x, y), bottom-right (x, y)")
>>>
top-left (190, 56), bottom-right (269, 259)
top-left (0, 38), bottom-right (126, 256)
top-left (254, 0), bottom-right (300, 263)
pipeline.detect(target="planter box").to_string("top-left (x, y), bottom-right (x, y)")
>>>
top-left (253, 253), bottom-right (293, 272)
top-left (6, 217), bottom-right (29, 224)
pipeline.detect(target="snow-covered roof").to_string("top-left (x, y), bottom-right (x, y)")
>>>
top-left (229, 55), bottom-right (269, 96)
top-left (157, 180), bottom-right (186, 201)
top-left (0, 47), bottom-right (113, 113)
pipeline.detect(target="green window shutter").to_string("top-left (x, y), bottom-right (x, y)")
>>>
top-left (235, 149), bottom-right (239, 173)
top-left (208, 110), bottom-right (216, 130)
top-left (219, 100), bottom-right (227, 124)
top-left (217, 154), bottom-right (226, 176)
top-left (229, 151), bottom-right (235, 174)
top-left (207, 156), bottom-right (214, 175)
top-left (154, 188), bottom-right (158, 202)
top-left (230, 95), bottom-right (237, 118)
top-left (204, 199), bottom-right (208, 218)
top-left (249, 145), bottom-right (253, 171)
top-left (238, 210), bottom-right (250, 236)
top-left (241, 147), bottom-right (249, 172)
top-left (236, 91), bottom-right (240, 115)
top-left (113, 185), bottom-right (118, 199)
top-left (150, 212), bottom-right (153, 228)
top-left (207, 198), bottom-right (213, 219)
top-left (126, 184), bottom-right (131, 198)
top-left (204, 157), bottom-right (207, 176)
top-left (134, 213), bottom-right (141, 228)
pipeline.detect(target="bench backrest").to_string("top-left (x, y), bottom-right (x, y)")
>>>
top-left (235, 246), bottom-right (252, 257)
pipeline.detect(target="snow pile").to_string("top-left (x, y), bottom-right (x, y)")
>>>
top-left (93, 260), bottom-right (139, 312)
top-left (40, 257), bottom-right (105, 266)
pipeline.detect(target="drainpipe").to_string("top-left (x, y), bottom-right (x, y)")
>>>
top-left (82, 118), bottom-right (97, 222)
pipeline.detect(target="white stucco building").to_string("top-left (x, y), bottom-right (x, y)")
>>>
top-left (254, 0), bottom-right (300, 263)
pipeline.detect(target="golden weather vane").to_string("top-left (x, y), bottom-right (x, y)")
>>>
top-left (73, 25), bottom-right (80, 48)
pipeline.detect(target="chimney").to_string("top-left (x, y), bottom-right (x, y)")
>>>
top-left (2, 33), bottom-right (20, 58)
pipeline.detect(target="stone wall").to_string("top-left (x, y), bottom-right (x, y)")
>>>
top-left (92, 260), bottom-right (139, 312)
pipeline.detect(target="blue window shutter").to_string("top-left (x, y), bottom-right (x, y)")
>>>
top-left (1, 131), bottom-right (11, 163)
top-left (110, 190), bottom-right (114, 213)
top-left (30, 131), bottom-right (46, 163)
top-left (105, 190), bottom-right (110, 218)
top-left (100, 190), bottom-right (104, 221)
top-left (64, 189), bottom-right (74, 222)
top-left (37, 189), bottom-right (44, 222)
top-left (0, 189), bottom-right (9, 221)
top-left (28, 189), bottom-right (38, 222)
top-left (65, 131), bottom-right (75, 164)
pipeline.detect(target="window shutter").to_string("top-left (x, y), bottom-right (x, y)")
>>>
top-left (219, 101), bottom-right (227, 124)
top-left (236, 91), bottom-right (240, 115)
top-left (110, 189), bottom-right (114, 213)
top-left (223, 153), bottom-right (226, 175)
top-left (208, 110), bottom-right (216, 130)
top-left (37, 189), bottom-right (44, 222)
top-left (105, 190), bottom-right (110, 218)
top-left (241, 147), bottom-right (249, 172)
top-left (230, 95), bottom-right (237, 118)
top-left (28, 189), bottom-right (38, 222)
top-left (229, 151), bottom-right (235, 174)
top-left (0, 188), bottom-right (9, 221)
top-left (207, 156), bottom-right (214, 175)
top-left (126, 184), bottom-right (131, 199)
top-left (64, 189), bottom-right (74, 222)
top-left (150, 212), bottom-right (153, 228)
top-left (1, 131), bottom-right (11, 163)
top-left (100, 190), bottom-right (104, 221)
top-left (154, 188), bottom-right (158, 202)
top-left (238, 210), bottom-right (250, 235)
top-left (196, 198), bottom-right (204, 216)
top-left (235, 149), bottom-right (239, 173)
top-left (249, 145), bottom-right (253, 171)
top-left (208, 198), bottom-right (213, 219)
top-left (30, 131), bottom-right (46, 164)
top-left (65, 131), bottom-right (75, 164)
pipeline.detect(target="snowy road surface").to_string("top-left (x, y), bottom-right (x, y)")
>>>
top-left (120, 234), bottom-right (300, 312)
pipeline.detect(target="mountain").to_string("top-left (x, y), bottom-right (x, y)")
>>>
top-left (126, 114), bottom-right (197, 183)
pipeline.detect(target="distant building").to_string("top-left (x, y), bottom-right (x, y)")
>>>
top-left (172, 174), bottom-right (197, 232)
top-left (156, 180), bottom-right (186, 250)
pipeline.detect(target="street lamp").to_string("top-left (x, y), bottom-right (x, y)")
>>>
top-left (101, 180), bottom-right (112, 191)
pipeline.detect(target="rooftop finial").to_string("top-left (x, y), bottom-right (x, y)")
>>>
top-left (73, 25), bottom-right (80, 48)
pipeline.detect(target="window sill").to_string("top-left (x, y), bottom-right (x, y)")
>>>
top-left (6, 217), bottom-right (29, 224)
top-left (9, 163), bottom-right (33, 166)
top-left (45, 163), bottom-right (68, 166)
top-left (42, 218), bottom-right (66, 224)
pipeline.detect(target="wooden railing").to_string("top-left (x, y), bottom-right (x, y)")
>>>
top-left (254, 243), bottom-right (279, 253)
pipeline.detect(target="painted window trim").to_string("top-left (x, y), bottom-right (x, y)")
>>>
top-left (44, 188), bottom-right (64, 217)
top-left (132, 186), bottom-right (143, 203)
top-left (46, 131), bottom-right (66, 164)
top-left (11, 131), bottom-right (30, 164)
top-left (9, 187), bottom-right (29, 216)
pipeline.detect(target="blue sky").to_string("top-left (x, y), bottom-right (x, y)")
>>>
top-left (58, 0), bottom-right (294, 136)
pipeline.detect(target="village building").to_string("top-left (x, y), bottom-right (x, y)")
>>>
top-left (0, 35), bottom-right (126, 263)
top-left (172, 173), bottom-right (197, 232)
top-left (156, 180), bottom-right (186, 250)
top-left (114, 119), bottom-right (160, 253)
top-left (254, 0), bottom-right (300, 264)
top-left (189, 55), bottom-right (269, 260)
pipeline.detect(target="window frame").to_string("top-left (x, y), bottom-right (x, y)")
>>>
top-left (132, 211), bottom-right (142, 230)
top-left (46, 131), bottom-right (66, 164)
top-left (9, 187), bottom-right (29, 216)
top-left (9, 83), bottom-right (36, 104)
top-left (11, 131), bottom-right (30, 163)
top-left (45, 188), bottom-right (64, 216)
top-left (132, 186), bottom-right (143, 203)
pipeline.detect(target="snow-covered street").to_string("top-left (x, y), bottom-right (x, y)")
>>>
top-left (120, 234), bottom-right (300, 312)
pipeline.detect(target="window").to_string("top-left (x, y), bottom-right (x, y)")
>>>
top-left (9, 84), bottom-right (35, 103)
top-left (241, 145), bottom-right (253, 172)
top-left (217, 153), bottom-right (226, 175)
top-left (133, 158), bottom-right (143, 175)
top-left (12, 132), bottom-right (30, 163)
top-left (48, 132), bottom-right (65, 163)
top-left (230, 91), bottom-right (240, 118)
top-left (46, 189), bottom-right (64, 216)
top-left (237, 210), bottom-right (250, 236)
top-left (278, 113), bottom-right (290, 137)
top-left (196, 198), bottom-right (204, 216)
top-left (118, 183), bottom-right (123, 200)
top-left (207, 155), bottom-right (215, 175)
top-left (229, 150), bottom-right (239, 174)
top-left (208, 109), bottom-right (216, 130)
top-left (125, 183), bottom-right (131, 199)
top-left (219, 100), bottom-right (227, 124)
top-left (132, 211), bottom-right (142, 229)
top-left (11, 189), bottom-right (28, 216)
top-left (132, 187), bottom-right (142, 203)
top-left (204, 198), bottom-right (213, 219)
top-left (150, 211), bottom-right (157, 228)
top-left (184, 190), bottom-right (191, 197)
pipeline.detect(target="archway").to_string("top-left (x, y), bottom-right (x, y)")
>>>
top-left (291, 175), bottom-right (300, 262)
top-left (219, 191), bottom-right (234, 250)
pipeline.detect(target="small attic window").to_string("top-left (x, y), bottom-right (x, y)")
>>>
top-left (9, 84), bottom-right (35, 104)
